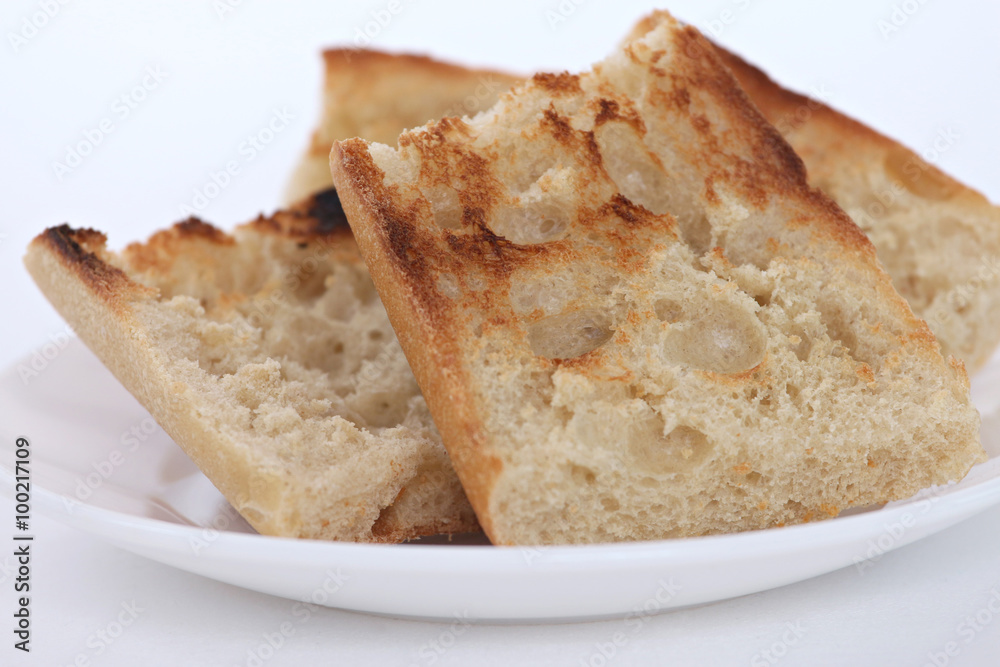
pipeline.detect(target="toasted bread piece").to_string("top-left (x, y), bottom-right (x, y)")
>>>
top-left (24, 190), bottom-right (477, 542)
top-left (331, 11), bottom-right (985, 545)
top-left (709, 48), bottom-right (1000, 372)
top-left (285, 49), bottom-right (519, 204)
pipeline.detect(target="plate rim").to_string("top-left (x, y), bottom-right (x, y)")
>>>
top-left (4, 456), bottom-right (1000, 573)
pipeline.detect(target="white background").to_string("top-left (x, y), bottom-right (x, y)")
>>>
top-left (1, 0), bottom-right (999, 665)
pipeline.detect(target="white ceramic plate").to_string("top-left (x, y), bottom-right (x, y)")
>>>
top-left (2, 338), bottom-right (1000, 621)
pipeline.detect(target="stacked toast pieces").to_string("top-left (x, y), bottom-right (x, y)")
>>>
top-left (27, 10), bottom-right (996, 545)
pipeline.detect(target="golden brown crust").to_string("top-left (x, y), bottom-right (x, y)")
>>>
top-left (332, 140), bottom-right (503, 536)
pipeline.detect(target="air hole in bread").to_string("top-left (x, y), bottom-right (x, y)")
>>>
top-left (354, 390), bottom-right (409, 428)
top-left (629, 425), bottom-right (713, 476)
top-left (654, 298), bottom-right (684, 323)
top-left (290, 265), bottom-right (335, 302)
top-left (601, 496), bottom-right (620, 511)
top-left (753, 290), bottom-right (772, 309)
top-left (883, 146), bottom-right (960, 201)
top-left (436, 273), bottom-right (461, 300)
top-left (815, 299), bottom-right (879, 369)
top-left (504, 150), bottom-right (559, 193)
top-left (784, 500), bottom-right (806, 516)
top-left (790, 334), bottom-right (812, 362)
top-left (422, 185), bottom-right (463, 230)
top-left (490, 201), bottom-right (570, 245)
top-left (680, 212), bottom-right (713, 259)
top-left (527, 308), bottom-right (614, 359)
top-left (596, 122), bottom-right (674, 216)
top-left (570, 464), bottom-right (597, 485)
top-left (511, 275), bottom-right (579, 315)
top-left (662, 301), bottom-right (766, 374)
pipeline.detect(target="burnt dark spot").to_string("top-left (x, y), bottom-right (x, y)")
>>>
top-left (595, 99), bottom-right (621, 126)
top-left (384, 206), bottom-right (427, 273)
top-left (45, 224), bottom-right (101, 262)
top-left (582, 131), bottom-right (603, 169)
top-left (607, 194), bottom-right (649, 226)
top-left (175, 217), bottom-right (232, 244)
top-left (542, 106), bottom-right (575, 145)
top-left (309, 187), bottom-right (351, 235)
top-left (41, 225), bottom-right (132, 292)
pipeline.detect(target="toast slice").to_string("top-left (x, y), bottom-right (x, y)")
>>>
top-left (24, 190), bottom-right (477, 542)
top-left (285, 49), bottom-right (519, 204)
top-left (331, 11), bottom-right (985, 545)
top-left (708, 47), bottom-right (1000, 372)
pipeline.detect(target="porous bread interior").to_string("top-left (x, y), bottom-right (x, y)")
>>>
top-left (348, 13), bottom-right (984, 544)
top-left (707, 46), bottom-right (1000, 373)
top-left (109, 221), bottom-right (473, 542)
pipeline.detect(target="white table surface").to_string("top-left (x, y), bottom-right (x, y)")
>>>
top-left (2, 0), bottom-right (999, 664)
